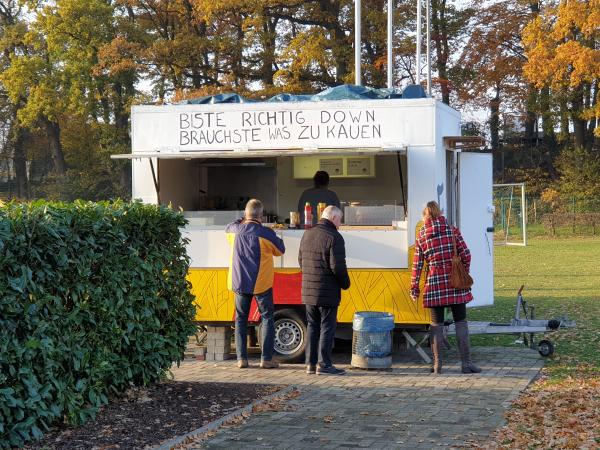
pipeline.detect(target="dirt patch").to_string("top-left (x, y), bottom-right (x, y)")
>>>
top-left (172, 388), bottom-right (301, 449)
top-left (25, 381), bottom-right (283, 450)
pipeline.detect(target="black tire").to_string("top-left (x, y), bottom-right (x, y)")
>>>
top-left (538, 339), bottom-right (555, 357)
top-left (258, 308), bottom-right (307, 363)
top-left (547, 319), bottom-right (561, 330)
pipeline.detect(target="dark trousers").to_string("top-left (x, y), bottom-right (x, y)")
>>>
top-left (234, 289), bottom-right (275, 361)
top-left (430, 303), bottom-right (467, 325)
top-left (305, 305), bottom-right (338, 367)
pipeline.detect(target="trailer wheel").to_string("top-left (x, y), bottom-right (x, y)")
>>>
top-left (257, 309), bottom-right (307, 363)
top-left (538, 339), bottom-right (555, 357)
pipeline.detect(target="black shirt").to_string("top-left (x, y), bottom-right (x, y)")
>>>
top-left (297, 187), bottom-right (341, 225)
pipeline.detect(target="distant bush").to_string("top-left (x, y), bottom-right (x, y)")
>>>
top-left (541, 213), bottom-right (600, 236)
top-left (0, 201), bottom-right (196, 448)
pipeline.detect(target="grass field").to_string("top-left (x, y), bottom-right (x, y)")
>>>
top-left (495, 222), bottom-right (599, 241)
top-left (468, 237), bottom-right (600, 381)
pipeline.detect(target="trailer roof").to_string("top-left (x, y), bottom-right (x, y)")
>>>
top-left (174, 84), bottom-right (425, 105)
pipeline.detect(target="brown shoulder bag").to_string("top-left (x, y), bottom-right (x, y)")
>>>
top-left (449, 228), bottom-right (474, 289)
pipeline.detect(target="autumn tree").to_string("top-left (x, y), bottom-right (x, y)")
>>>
top-left (455, 0), bottom-right (556, 186)
top-left (523, 0), bottom-right (600, 149)
top-left (1, 0), bottom-right (139, 198)
top-left (457, 1), bottom-right (527, 148)
top-left (0, 0), bottom-right (30, 197)
top-left (429, 0), bottom-right (473, 105)
top-left (4, 0), bottom-right (596, 202)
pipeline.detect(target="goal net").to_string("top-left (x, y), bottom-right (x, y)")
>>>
top-left (493, 183), bottom-right (527, 246)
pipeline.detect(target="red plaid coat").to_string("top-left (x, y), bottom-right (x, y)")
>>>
top-left (410, 216), bottom-right (473, 308)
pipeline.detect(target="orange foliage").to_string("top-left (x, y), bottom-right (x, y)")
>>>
top-left (523, 1), bottom-right (600, 137)
top-left (477, 375), bottom-right (600, 449)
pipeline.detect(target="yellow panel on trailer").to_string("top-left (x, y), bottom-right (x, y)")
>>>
top-left (188, 267), bottom-right (430, 325)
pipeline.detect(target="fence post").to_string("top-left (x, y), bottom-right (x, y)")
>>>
top-left (572, 197), bottom-right (576, 234)
top-left (521, 187), bottom-right (527, 246)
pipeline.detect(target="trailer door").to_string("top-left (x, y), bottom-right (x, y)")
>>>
top-left (458, 152), bottom-right (494, 307)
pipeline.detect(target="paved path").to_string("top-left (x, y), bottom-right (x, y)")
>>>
top-left (172, 347), bottom-right (543, 449)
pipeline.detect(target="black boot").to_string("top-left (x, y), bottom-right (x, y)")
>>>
top-left (455, 320), bottom-right (482, 373)
top-left (429, 324), bottom-right (444, 374)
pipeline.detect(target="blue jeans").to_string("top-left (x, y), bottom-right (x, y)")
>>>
top-left (234, 289), bottom-right (275, 361)
top-left (305, 305), bottom-right (338, 367)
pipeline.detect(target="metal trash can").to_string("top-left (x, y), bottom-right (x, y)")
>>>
top-left (351, 311), bottom-right (394, 369)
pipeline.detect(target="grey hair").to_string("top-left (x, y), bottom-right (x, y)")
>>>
top-left (244, 199), bottom-right (263, 220)
top-left (321, 205), bottom-right (342, 222)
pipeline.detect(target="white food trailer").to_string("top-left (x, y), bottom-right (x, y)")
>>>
top-left (112, 92), bottom-right (495, 362)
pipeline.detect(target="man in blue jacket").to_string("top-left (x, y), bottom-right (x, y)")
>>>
top-left (226, 199), bottom-right (285, 369)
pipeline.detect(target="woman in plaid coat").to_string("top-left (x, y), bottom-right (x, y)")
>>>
top-left (410, 201), bottom-right (481, 375)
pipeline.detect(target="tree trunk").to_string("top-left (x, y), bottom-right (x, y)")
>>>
top-left (585, 80), bottom-right (598, 150)
top-left (261, 14), bottom-right (277, 87)
top-left (113, 82), bottom-right (129, 131)
top-left (524, 87), bottom-right (537, 146)
top-left (573, 118), bottom-right (586, 148)
top-left (529, 1), bottom-right (540, 14)
top-left (333, 25), bottom-right (349, 83)
top-left (540, 86), bottom-right (557, 153)
top-left (43, 118), bottom-right (67, 174)
top-left (572, 86), bottom-right (586, 148)
top-left (489, 87), bottom-right (502, 180)
top-left (12, 125), bottom-right (29, 199)
top-left (233, 23), bottom-right (244, 87)
top-left (490, 91), bottom-right (500, 152)
top-left (320, 0), bottom-right (349, 84)
top-left (559, 96), bottom-right (570, 142)
top-left (120, 161), bottom-right (132, 199)
top-left (431, 0), bottom-right (450, 104)
top-left (100, 92), bottom-right (111, 125)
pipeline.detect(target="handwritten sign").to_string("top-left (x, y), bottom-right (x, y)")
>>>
top-left (177, 109), bottom-right (381, 148)
top-left (131, 100), bottom-right (420, 153)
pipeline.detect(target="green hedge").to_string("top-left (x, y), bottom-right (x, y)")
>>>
top-left (0, 201), bottom-right (196, 448)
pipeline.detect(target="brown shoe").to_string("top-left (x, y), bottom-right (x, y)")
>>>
top-left (237, 359), bottom-right (249, 368)
top-left (306, 365), bottom-right (316, 374)
top-left (260, 360), bottom-right (279, 369)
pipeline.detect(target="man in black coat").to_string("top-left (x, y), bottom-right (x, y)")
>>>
top-left (298, 205), bottom-right (351, 375)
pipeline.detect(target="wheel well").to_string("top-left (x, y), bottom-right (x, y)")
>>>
top-left (274, 305), bottom-right (306, 322)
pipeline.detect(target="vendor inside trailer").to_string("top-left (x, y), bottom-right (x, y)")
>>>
top-left (296, 171), bottom-right (341, 226)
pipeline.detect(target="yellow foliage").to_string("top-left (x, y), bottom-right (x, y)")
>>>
top-left (540, 188), bottom-right (561, 208)
top-left (523, 1), bottom-right (600, 137)
top-left (523, 2), bottom-right (600, 89)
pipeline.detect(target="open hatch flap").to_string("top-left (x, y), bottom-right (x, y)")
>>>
top-left (110, 146), bottom-right (407, 160)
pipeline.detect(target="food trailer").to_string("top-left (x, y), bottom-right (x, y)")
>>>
top-left (112, 85), bottom-right (495, 362)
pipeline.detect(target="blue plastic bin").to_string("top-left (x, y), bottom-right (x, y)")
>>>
top-left (352, 311), bottom-right (395, 358)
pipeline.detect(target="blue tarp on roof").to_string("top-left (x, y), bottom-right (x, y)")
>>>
top-left (177, 84), bottom-right (425, 105)
top-left (179, 92), bottom-right (254, 104)
top-left (267, 93), bottom-right (314, 102)
top-left (312, 84), bottom-right (388, 100)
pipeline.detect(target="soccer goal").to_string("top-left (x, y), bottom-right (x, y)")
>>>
top-left (493, 183), bottom-right (527, 246)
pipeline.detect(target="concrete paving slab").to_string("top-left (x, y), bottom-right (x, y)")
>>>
top-left (170, 347), bottom-right (542, 449)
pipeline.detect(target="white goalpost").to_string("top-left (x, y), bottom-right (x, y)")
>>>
top-left (493, 183), bottom-right (527, 246)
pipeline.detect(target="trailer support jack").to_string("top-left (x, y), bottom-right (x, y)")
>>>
top-left (402, 330), bottom-right (432, 364)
